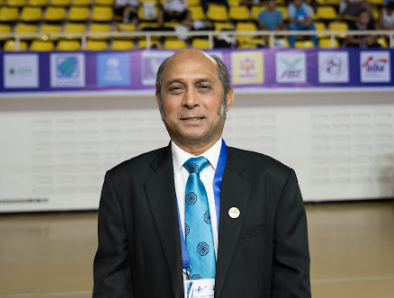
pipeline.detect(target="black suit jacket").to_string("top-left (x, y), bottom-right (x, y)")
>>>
top-left (93, 145), bottom-right (311, 298)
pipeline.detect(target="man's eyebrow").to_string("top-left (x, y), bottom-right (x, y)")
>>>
top-left (165, 79), bottom-right (183, 87)
top-left (164, 78), bottom-right (214, 87)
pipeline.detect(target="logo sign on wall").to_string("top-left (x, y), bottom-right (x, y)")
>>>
top-left (231, 51), bottom-right (264, 84)
top-left (50, 53), bottom-right (85, 88)
top-left (141, 51), bottom-right (174, 86)
top-left (318, 52), bottom-right (349, 83)
top-left (360, 52), bottom-right (391, 83)
top-left (3, 54), bottom-right (39, 88)
top-left (97, 53), bottom-right (130, 86)
top-left (275, 52), bottom-right (306, 83)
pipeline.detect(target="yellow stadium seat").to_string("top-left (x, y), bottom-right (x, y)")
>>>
top-left (50, 0), bottom-right (71, 5)
top-left (377, 37), bottom-right (388, 48)
top-left (44, 6), bottom-right (66, 21)
top-left (6, 0), bottom-right (26, 6)
top-left (139, 0), bottom-right (158, 3)
top-left (116, 22), bottom-right (136, 32)
top-left (139, 22), bottom-right (158, 30)
top-left (68, 6), bottom-right (89, 21)
top-left (368, 0), bottom-right (383, 4)
top-left (328, 21), bottom-right (348, 38)
top-left (295, 40), bottom-right (315, 48)
top-left (186, 0), bottom-right (200, 6)
top-left (236, 22), bottom-right (256, 31)
top-left (93, 7), bottom-right (114, 22)
top-left (327, 0), bottom-right (339, 4)
top-left (229, 6), bottom-right (249, 21)
top-left (14, 23), bottom-right (37, 39)
top-left (238, 40), bottom-right (256, 49)
top-left (318, 38), bottom-right (339, 48)
top-left (86, 40), bottom-right (108, 50)
top-left (192, 38), bottom-right (211, 49)
top-left (164, 21), bottom-right (181, 28)
top-left (89, 23), bottom-right (111, 39)
top-left (207, 5), bottom-right (228, 22)
top-left (95, 0), bottom-right (112, 5)
top-left (40, 24), bottom-right (61, 40)
top-left (3, 40), bottom-right (28, 51)
top-left (28, 0), bottom-right (48, 5)
top-left (164, 39), bottom-right (186, 49)
top-left (72, 0), bottom-right (91, 5)
top-left (0, 7), bottom-right (19, 22)
top-left (20, 6), bottom-right (42, 22)
top-left (64, 22), bottom-right (86, 38)
top-left (276, 0), bottom-right (285, 5)
top-left (251, 6), bottom-right (265, 19)
top-left (276, 6), bottom-right (287, 20)
top-left (138, 5), bottom-right (158, 21)
top-left (111, 39), bottom-right (134, 50)
top-left (31, 40), bottom-right (54, 51)
top-left (316, 6), bottom-right (337, 20)
top-left (92, 6), bottom-right (113, 22)
top-left (214, 22), bottom-right (234, 31)
top-left (189, 6), bottom-right (205, 20)
top-left (314, 21), bottom-right (327, 38)
top-left (57, 39), bottom-right (81, 50)
top-left (0, 24), bottom-right (11, 40)
top-left (372, 7), bottom-right (379, 20)
top-left (138, 39), bottom-right (161, 49)
top-left (228, 0), bottom-right (240, 5)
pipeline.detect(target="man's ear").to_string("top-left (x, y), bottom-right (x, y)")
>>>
top-left (225, 88), bottom-right (235, 112)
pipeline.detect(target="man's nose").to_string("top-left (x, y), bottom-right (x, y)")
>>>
top-left (183, 88), bottom-right (199, 108)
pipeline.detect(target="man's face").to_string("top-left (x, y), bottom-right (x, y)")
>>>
top-left (156, 50), bottom-right (234, 150)
top-left (358, 11), bottom-right (370, 26)
top-left (294, 0), bottom-right (302, 8)
top-left (267, 0), bottom-right (276, 9)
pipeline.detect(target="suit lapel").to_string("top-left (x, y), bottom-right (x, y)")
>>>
top-left (215, 148), bottom-right (252, 298)
top-left (144, 146), bottom-right (183, 298)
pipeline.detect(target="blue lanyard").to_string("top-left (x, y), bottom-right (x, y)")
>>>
top-left (176, 139), bottom-right (228, 269)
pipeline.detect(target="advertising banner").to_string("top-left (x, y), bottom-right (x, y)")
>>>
top-left (1, 48), bottom-right (394, 95)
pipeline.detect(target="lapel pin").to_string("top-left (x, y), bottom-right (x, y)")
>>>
top-left (228, 207), bottom-right (240, 219)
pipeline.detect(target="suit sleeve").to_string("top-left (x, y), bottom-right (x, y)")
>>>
top-left (272, 169), bottom-right (311, 298)
top-left (93, 171), bottom-right (134, 298)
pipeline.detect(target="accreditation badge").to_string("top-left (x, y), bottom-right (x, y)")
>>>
top-left (184, 278), bottom-right (215, 298)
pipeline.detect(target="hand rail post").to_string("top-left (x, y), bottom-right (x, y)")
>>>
top-left (208, 32), bottom-right (213, 49)
top-left (81, 34), bottom-right (87, 50)
top-left (15, 35), bottom-right (20, 51)
top-left (269, 32), bottom-right (274, 48)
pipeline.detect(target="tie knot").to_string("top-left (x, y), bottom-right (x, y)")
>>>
top-left (184, 157), bottom-right (209, 174)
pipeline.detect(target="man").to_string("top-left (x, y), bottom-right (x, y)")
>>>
top-left (340, 0), bottom-right (371, 21)
top-left (157, 0), bottom-right (191, 27)
top-left (93, 49), bottom-right (311, 298)
top-left (346, 8), bottom-right (380, 48)
top-left (258, 0), bottom-right (285, 30)
top-left (287, 0), bottom-right (317, 47)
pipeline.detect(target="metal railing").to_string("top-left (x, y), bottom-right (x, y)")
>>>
top-left (1, 29), bottom-right (393, 50)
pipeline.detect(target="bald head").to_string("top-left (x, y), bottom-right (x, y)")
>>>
top-left (155, 49), bottom-right (231, 101)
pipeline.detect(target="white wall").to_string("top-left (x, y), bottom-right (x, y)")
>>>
top-left (0, 90), bottom-right (393, 212)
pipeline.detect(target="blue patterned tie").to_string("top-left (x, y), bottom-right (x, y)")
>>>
top-left (184, 157), bottom-right (216, 280)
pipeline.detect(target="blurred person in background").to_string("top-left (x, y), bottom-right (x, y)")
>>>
top-left (287, 0), bottom-right (318, 47)
top-left (339, 0), bottom-right (372, 23)
top-left (258, 0), bottom-right (285, 30)
top-left (346, 8), bottom-right (380, 48)
top-left (158, 0), bottom-right (192, 27)
top-left (113, 0), bottom-right (139, 25)
top-left (379, 2), bottom-right (394, 29)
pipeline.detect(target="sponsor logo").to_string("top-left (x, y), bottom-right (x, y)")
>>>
top-left (141, 51), bottom-right (174, 86)
top-left (318, 52), bottom-right (349, 83)
top-left (97, 53), bottom-right (130, 86)
top-left (231, 51), bottom-right (264, 84)
top-left (50, 53), bottom-right (85, 87)
top-left (360, 52), bottom-right (390, 83)
top-left (3, 54), bottom-right (39, 88)
top-left (276, 52), bottom-right (306, 83)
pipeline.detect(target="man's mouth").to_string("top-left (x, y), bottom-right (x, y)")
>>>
top-left (181, 117), bottom-right (205, 121)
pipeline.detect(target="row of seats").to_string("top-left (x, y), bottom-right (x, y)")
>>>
top-left (0, 4), bottom-right (369, 24)
top-left (3, 35), bottom-right (388, 51)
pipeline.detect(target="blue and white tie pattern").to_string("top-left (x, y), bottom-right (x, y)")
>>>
top-left (184, 157), bottom-right (216, 280)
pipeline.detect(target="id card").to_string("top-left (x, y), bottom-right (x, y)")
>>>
top-left (184, 278), bottom-right (215, 298)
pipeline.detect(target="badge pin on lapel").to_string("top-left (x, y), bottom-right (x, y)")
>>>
top-left (228, 207), bottom-right (240, 219)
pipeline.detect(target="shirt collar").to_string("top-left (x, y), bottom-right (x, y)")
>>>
top-left (171, 138), bottom-right (223, 176)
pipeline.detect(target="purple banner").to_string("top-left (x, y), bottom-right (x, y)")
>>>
top-left (1, 49), bottom-right (393, 95)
